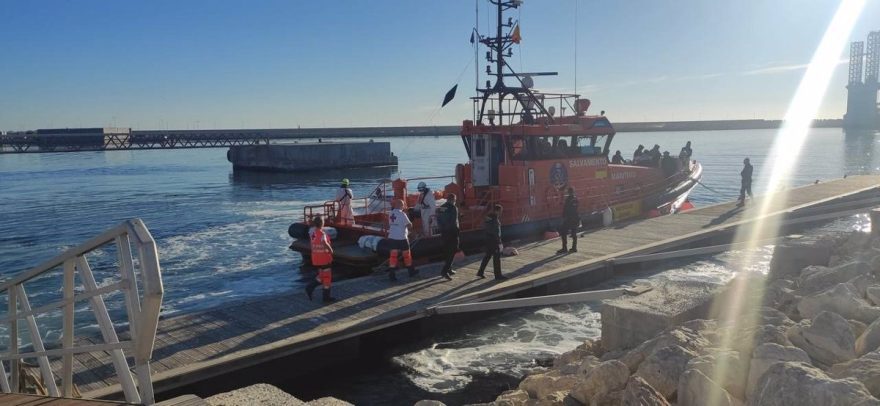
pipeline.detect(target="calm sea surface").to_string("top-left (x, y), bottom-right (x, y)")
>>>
top-left (1, 128), bottom-right (879, 403)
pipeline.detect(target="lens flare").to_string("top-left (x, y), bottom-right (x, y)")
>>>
top-left (707, 0), bottom-right (866, 402)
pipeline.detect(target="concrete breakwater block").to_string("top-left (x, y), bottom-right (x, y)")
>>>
top-left (601, 279), bottom-right (724, 351)
top-left (768, 235), bottom-right (833, 281)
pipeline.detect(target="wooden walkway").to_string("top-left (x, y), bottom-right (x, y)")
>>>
top-left (74, 175), bottom-right (880, 399)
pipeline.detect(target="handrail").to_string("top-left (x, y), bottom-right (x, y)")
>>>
top-left (0, 218), bottom-right (163, 405)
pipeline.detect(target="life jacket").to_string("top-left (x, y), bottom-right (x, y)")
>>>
top-left (311, 228), bottom-right (332, 266)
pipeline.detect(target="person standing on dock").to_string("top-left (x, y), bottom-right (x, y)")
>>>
top-left (417, 182), bottom-right (437, 237)
top-left (388, 199), bottom-right (419, 281)
top-left (305, 216), bottom-right (337, 303)
top-left (437, 193), bottom-right (461, 280)
top-left (477, 204), bottom-right (507, 280)
top-left (738, 158), bottom-right (754, 206)
top-left (336, 178), bottom-right (355, 225)
top-left (557, 188), bottom-right (579, 254)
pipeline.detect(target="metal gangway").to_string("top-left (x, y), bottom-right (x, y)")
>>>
top-left (0, 219), bottom-right (163, 404)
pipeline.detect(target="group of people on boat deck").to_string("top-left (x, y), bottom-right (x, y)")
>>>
top-left (609, 141), bottom-right (693, 176)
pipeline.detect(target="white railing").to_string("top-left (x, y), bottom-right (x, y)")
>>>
top-left (0, 219), bottom-right (163, 404)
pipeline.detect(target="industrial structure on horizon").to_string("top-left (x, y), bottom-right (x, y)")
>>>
top-left (845, 30), bottom-right (880, 132)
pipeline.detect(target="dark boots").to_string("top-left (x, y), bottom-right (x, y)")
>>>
top-left (559, 235), bottom-right (578, 254)
top-left (389, 268), bottom-right (398, 281)
top-left (408, 266), bottom-right (420, 277)
top-left (306, 282), bottom-right (336, 303)
top-left (305, 280), bottom-right (320, 300)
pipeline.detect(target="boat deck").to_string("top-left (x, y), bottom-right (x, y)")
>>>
top-left (70, 175), bottom-right (880, 400)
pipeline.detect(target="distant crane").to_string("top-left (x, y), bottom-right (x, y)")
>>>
top-left (845, 30), bottom-right (880, 131)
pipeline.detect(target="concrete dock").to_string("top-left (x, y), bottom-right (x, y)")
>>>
top-left (64, 175), bottom-right (880, 400)
top-left (227, 142), bottom-right (398, 172)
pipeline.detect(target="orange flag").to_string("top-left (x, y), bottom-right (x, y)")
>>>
top-left (511, 23), bottom-right (521, 44)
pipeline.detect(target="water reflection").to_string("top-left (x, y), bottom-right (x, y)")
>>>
top-left (844, 130), bottom-right (880, 175)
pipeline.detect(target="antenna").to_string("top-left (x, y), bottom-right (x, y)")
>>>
top-left (574, 0), bottom-right (578, 95)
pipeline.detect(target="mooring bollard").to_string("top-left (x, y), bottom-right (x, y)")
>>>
top-left (871, 208), bottom-right (880, 238)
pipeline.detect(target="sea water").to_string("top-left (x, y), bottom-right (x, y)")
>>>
top-left (1, 128), bottom-right (878, 403)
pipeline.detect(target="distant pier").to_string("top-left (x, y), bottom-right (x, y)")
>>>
top-left (0, 119), bottom-right (849, 154)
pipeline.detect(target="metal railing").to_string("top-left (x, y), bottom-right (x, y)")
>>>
top-left (0, 219), bottom-right (163, 404)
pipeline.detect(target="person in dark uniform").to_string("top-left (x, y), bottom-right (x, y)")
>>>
top-left (437, 193), bottom-right (460, 280)
top-left (611, 150), bottom-right (624, 164)
top-left (557, 187), bottom-right (580, 254)
top-left (477, 204), bottom-right (507, 280)
top-left (738, 158), bottom-right (753, 206)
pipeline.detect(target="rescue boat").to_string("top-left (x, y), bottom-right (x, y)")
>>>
top-left (288, 0), bottom-right (702, 268)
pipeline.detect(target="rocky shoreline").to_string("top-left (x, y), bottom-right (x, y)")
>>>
top-left (474, 231), bottom-right (880, 405)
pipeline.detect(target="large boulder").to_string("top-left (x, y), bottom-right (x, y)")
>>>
top-left (686, 350), bottom-right (748, 400)
top-left (799, 262), bottom-right (871, 294)
top-left (634, 345), bottom-right (697, 399)
top-left (746, 343), bottom-right (811, 401)
top-left (787, 311), bottom-right (856, 366)
top-left (749, 362), bottom-right (879, 406)
top-left (867, 286), bottom-right (880, 306)
top-left (721, 324), bottom-right (791, 358)
top-left (619, 324), bottom-right (712, 372)
top-left (589, 390), bottom-right (623, 406)
top-left (621, 376), bottom-right (669, 406)
top-left (849, 274), bottom-right (879, 300)
top-left (519, 372), bottom-right (580, 400)
top-left (798, 261), bottom-right (871, 294)
top-left (205, 383), bottom-right (309, 406)
top-left (493, 389), bottom-right (531, 406)
top-left (768, 237), bottom-right (833, 281)
top-left (677, 368), bottom-right (736, 406)
top-left (830, 351), bottom-right (880, 397)
top-left (576, 356), bottom-right (601, 376)
top-left (856, 317), bottom-right (880, 355)
top-left (601, 279), bottom-right (723, 351)
top-left (796, 283), bottom-right (880, 324)
top-left (569, 360), bottom-right (629, 405)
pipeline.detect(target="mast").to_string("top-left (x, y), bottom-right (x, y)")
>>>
top-left (475, 0), bottom-right (559, 126)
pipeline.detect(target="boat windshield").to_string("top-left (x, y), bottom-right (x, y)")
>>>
top-left (509, 134), bottom-right (609, 161)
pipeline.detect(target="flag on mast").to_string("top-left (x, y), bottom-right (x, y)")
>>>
top-left (470, 30), bottom-right (475, 44)
top-left (441, 84), bottom-right (458, 107)
top-left (511, 23), bottom-right (521, 44)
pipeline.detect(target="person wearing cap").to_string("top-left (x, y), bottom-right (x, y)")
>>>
top-left (436, 193), bottom-right (460, 280)
top-left (416, 181), bottom-right (437, 237)
top-left (335, 178), bottom-right (355, 225)
top-left (387, 199), bottom-right (419, 281)
top-left (304, 216), bottom-right (337, 303)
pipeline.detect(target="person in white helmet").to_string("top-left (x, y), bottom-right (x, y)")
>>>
top-left (416, 181), bottom-right (436, 237)
top-left (335, 178), bottom-right (355, 225)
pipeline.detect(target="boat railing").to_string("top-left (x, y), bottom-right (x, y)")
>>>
top-left (471, 92), bottom-right (581, 126)
top-left (0, 219), bottom-right (163, 405)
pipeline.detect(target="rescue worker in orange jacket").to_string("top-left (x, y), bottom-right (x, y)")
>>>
top-left (305, 216), bottom-right (337, 303)
top-left (388, 199), bottom-right (419, 281)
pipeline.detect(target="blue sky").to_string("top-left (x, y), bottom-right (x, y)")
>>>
top-left (0, 0), bottom-right (878, 130)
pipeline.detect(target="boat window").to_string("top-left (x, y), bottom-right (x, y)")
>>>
top-left (509, 135), bottom-right (526, 159)
top-left (475, 138), bottom-right (486, 157)
top-left (572, 136), bottom-right (603, 156)
top-left (593, 118), bottom-right (611, 128)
